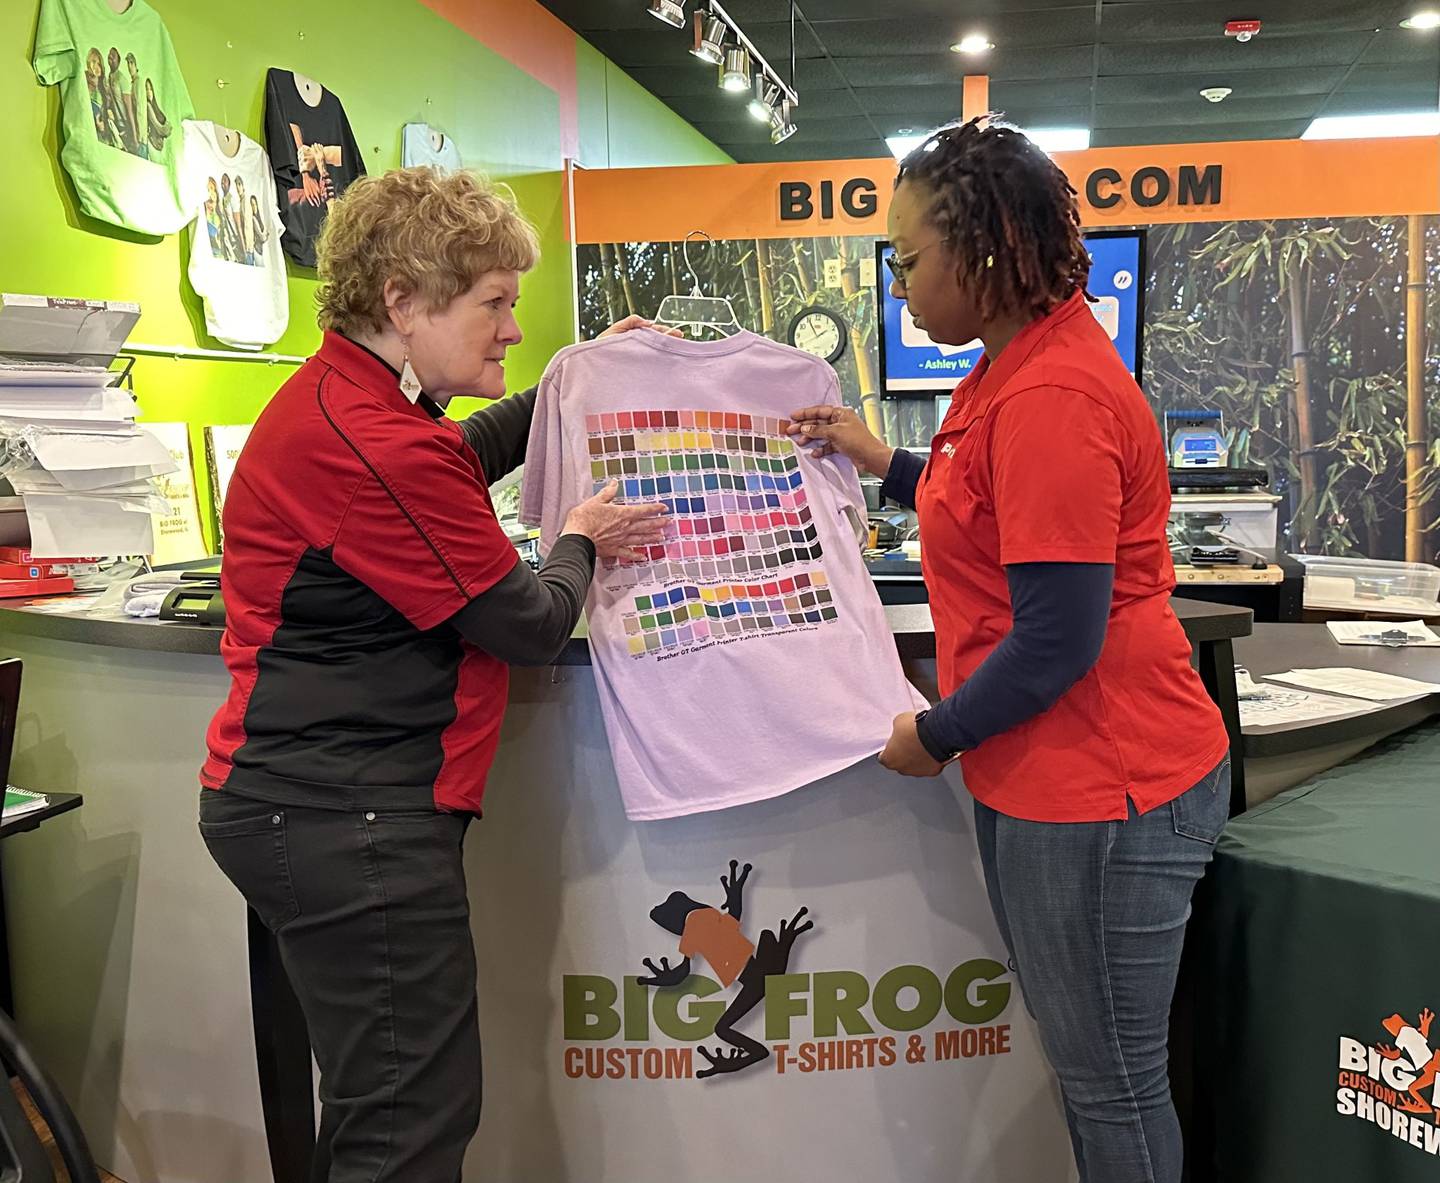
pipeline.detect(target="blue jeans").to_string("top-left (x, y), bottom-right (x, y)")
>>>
top-left (974, 758), bottom-right (1231, 1183)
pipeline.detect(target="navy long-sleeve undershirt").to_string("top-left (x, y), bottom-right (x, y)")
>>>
top-left (877, 449), bottom-right (1114, 761)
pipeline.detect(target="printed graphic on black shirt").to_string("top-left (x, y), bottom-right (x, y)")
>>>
top-left (203, 174), bottom-right (269, 267)
top-left (84, 46), bottom-right (172, 160)
top-left (264, 69), bottom-right (364, 268)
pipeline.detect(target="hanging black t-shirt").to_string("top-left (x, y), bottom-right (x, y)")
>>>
top-left (263, 68), bottom-right (364, 268)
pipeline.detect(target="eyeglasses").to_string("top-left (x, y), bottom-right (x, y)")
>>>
top-left (884, 239), bottom-right (947, 289)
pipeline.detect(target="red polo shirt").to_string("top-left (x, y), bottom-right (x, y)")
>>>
top-left (916, 292), bottom-right (1229, 823)
top-left (201, 332), bottom-right (520, 814)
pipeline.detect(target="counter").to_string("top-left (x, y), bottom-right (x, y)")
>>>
top-left (0, 596), bottom-right (1249, 1183)
top-left (1235, 623), bottom-right (1440, 805)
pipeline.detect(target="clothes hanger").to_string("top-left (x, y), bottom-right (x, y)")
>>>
top-left (655, 231), bottom-right (742, 338)
top-left (291, 71), bottom-right (323, 107)
top-left (214, 123), bottom-right (242, 157)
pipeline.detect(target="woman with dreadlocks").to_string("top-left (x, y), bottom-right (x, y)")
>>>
top-left (789, 118), bottom-right (1230, 1183)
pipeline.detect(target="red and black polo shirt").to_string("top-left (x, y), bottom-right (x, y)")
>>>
top-left (201, 332), bottom-right (520, 813)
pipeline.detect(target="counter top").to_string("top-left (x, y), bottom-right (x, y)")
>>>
top-left (1235, 623), bottom-right (1440, 757)
top-left (0, 594), bottom-right (1252, 661)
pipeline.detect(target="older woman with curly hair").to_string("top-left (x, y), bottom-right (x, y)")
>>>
top-left (198, 168), bottom-right (667, 1181)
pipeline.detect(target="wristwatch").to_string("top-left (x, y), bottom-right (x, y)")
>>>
top-left (913, 709), bottom-right (961, 763)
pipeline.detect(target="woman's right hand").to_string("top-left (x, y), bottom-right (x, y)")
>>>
top-left (786, 405), bottom-right (895, 477)
top-left (563, 482), bottom-right (669, 561)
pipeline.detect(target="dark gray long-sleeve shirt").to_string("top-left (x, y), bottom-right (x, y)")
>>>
top-left (877, 448), bottom-right (1114, 761)
top-left (446, 385), bottom-right (595, 665)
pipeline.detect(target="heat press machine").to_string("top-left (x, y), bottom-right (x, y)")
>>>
top-left (1165, 409), bottom-right (1229, 469)
top-left (159, 570), bottom-right (225, 626)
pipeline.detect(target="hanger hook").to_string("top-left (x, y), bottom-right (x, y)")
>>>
top-left (681, 230), bottom-right (713, 296)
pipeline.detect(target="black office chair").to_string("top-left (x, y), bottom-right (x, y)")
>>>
top-left (0, 1005), bottom-right (99, 1182)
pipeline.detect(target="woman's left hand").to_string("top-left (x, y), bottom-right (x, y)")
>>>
top-left (879, 712), bottom-right (946, 778)
top-left (597, 315), bottom-right (683, 340)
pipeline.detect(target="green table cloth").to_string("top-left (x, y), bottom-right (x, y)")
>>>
top-left (1196, 720), bottom-right (1440, 1179)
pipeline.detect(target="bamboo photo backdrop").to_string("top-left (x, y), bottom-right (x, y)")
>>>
top-left (577, 216), bottom-right (1439, 563)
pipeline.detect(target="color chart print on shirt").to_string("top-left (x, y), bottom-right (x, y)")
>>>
top-left (521, 330), bottom-right (928, 821)
top-left (582, 409), bottom-right (839, 659)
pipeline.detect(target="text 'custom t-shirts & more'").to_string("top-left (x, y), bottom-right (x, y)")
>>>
top-left (521, 330), bottom-right (927, 820)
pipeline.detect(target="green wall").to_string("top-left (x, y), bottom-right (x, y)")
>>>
top-left (2, 0), bottom-right (726, 546)
top-left (575, 39), bottom-right (733, 170)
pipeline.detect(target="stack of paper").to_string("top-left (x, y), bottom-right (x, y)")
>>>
top-left (0, 381), bottom-right (180, 563)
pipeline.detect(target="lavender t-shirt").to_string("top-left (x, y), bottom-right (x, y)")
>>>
top-left (520, 330), bottom-right (926, 820)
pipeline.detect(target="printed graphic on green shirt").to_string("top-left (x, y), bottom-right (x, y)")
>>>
top-left (84, 46), bottom-right (170, 161)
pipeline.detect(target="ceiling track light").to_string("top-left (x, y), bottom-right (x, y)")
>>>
top-left (663, 0), bottom-right (799, 148)
top-left (720, 47), bottom-right (752, 92)
top-left (647, 0), bottom-right (686, 30)
top-left (770, 99), bottom-right (797, 144)
top-left (690, 11), bottom-right (727, 64)
top-left (749, 80), bottom-right (781, 122)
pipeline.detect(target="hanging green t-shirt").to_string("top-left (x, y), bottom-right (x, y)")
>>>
top-left (33, 0), bottom-right (195, 235)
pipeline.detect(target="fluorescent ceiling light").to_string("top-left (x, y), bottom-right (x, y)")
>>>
top-left (951, 33), bottom-right (994, 54)
top-left (1401, 10), bottom-right (1440, 29)
top-left (1302, 112), bottom-right (1440, 139)
top-left (886, 126), bottom-right (1090, 160)
top-left (886, 133), bottom-right (930, 158)
top-left (1026, 126), bottom-right (1091, 152)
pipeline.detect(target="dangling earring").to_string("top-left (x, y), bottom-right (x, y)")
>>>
top-left (399, 341), bottom-right (422, 403)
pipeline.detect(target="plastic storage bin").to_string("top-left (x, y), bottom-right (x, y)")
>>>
top-left (1290, 555), bottom-right (1440, 616)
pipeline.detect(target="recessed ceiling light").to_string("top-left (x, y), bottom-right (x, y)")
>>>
top-left (951, 33), bottom-right (994, 55)
top-left (1302, 111), bottom-right (1440, 139)
top-left (1401, 10), bottom-right (1440, 29)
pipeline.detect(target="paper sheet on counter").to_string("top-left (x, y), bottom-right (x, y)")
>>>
top-left (1239, 684), bottom-right (1384, 730)
top-left (1265, 667), bottom-right (1440, 702)
top-left (1326, 620), bottom-right (1440, 646)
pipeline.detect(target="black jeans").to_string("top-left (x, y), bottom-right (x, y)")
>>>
top-left (199, 790), bottom-right (480, 1183)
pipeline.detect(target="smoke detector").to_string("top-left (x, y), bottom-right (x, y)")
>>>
top-left (1224, 19), bottom-right (1261, 42)
top-left (1200, 87), bottom-right (1233, 103)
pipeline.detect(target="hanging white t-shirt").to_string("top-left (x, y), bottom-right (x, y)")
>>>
top-left (520, 330), bottom-right (927, 820)
top-left (179, 121), bottom-right (289, 349)
top-left (402, 123), bottom-right (462, 172)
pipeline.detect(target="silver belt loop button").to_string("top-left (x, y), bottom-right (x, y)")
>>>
top-left (365, 811), bottom-right (376, 822)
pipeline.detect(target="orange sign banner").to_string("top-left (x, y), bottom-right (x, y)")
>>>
top-left (573, 137), bottom-right (1440, 244)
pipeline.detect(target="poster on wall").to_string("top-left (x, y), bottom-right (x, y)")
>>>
top-left (204, 424), bottom-right (251, 546)
top-left (877, 231), bottom-right (1145, 395)
top-left (144, 422), bottom-right (206, 565)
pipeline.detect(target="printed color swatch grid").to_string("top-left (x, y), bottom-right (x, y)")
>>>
top-left (584, 409), bottom-right (841, 657)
